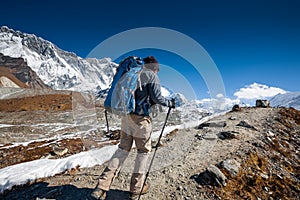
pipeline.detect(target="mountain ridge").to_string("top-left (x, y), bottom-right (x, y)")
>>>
top-left (270, 92), bottom-right (300, 110)
top-left (1, 26), bottom-right (299, 112)
top-left (0, 26), bottom-right (117, 92)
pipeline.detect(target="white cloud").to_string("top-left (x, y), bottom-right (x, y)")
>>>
top-left (234, 83), bottom-right (286, 100)
top-left (216, 93), bottom-right (224, 98)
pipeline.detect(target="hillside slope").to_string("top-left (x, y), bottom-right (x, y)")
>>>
top-left (0, 53), bottom-right (49, 89)
top-left (1, 107), bottom-right (300, 199)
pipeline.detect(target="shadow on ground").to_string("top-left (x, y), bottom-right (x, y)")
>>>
top-left (0, 182), bottom-right (131, 200)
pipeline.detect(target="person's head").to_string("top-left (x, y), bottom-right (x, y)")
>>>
top-left (143, 56), bottom-right (160, 73)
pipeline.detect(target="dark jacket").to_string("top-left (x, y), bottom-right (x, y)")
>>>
top-left (133, 68), bottom-right (171, 116)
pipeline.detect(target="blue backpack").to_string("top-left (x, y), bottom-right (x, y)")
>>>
top-left (104, 56), bottom-right (143, 115)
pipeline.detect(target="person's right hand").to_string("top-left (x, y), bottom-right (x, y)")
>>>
top-left (170, 98), bottom-right (176, 109)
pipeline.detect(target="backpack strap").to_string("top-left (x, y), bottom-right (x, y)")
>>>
top-left (137, 70), bottom-right (143, 91)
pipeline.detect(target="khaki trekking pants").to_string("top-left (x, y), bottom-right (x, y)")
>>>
top-left (98, 114), bottom-right (152, 193)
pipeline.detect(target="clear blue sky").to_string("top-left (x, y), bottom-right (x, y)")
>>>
top-left (1, 0), bottom-right (300, 99)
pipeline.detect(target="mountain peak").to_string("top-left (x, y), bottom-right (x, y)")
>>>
top-left (0, 26), bottom-right (118, 92)
top-left (270, 92), bottom-right (300, 110)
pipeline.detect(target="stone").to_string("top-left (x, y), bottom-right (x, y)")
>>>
top-left (260, 173), bottom-right (269, 180)
top-left (266, 130), bottom-right (275, 137)
top-left (52, 146), bottom-right (68, 156)
top-left (231, 104), bottom-right (241, 112)
top-left (198, 120), bottom-right (226, 129)
top-left (229, 116), bottom-right (237, 120)
top-left (218, 131), bottom-right (239, 140)
top-left (236, 120), bottom-right (257, 130)
top-left (203, 133), bottom-right (218, 140)
top-left (192, 165), bottom-right (227, 187)
top-left (207, 165), bottom-right (227, 186)
top-left (220, 159), bottom-right (241, 177)
top-left (256, 99), bottom-right (270, 108)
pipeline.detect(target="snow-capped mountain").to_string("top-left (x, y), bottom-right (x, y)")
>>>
top-left (270, 92), bottom-right (300, 110)
top-left (169, 92), bottom-right (188, 107)
top-left (161, 86), bottom-right (189, 107)
top-left (161, 86), bottom-right (172, 97)
top-left (0, 26), bottom-right (117, 92)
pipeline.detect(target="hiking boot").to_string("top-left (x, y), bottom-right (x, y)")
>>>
top-left (91, 188), bottom-right (106, 200)
top-left (129, 182), bottom-right (150, 199)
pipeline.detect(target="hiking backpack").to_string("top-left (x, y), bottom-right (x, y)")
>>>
top-left (104, 56), bottom-right (143, 115)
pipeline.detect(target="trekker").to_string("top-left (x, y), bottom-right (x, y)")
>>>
top-left (91, 56), bottom-right (175, 199)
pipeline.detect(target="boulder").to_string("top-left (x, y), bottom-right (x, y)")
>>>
top-left (207, 165), bottom-right (227, 186)
top-left (256, 99), bottom-right (270, 108)
top-left (236, 120), bottom-right (257, 130)
top-left (198, 120), bottom-right (227, 129)
top-left (193, 165), bottom-right (227, 187)
top-left (218, 131), bottom-right (239, 140)
top-left (231, 104), bottom-right (241, 112)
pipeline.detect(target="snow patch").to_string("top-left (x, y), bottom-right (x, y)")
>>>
top-left (0, 145), bottom-right (118, 193)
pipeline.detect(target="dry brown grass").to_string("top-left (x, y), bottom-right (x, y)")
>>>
top-left (214, 108), bottom-right (300, 200)
top-left (0, 94), bottom-right (72, 112)
top-left (0, 138), bottom-right (84, 168)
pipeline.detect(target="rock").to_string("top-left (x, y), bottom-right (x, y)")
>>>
top-left (260, 173), bottom-right (269, 180)
top-left (198, 120), bottom-right (226, 129)
top-left (105, 130), bottom-right (120, 140)
top-left (231, 104), bottom-right (241, 112)
top-left (228, 116), bottom-right (237, 120)
top-left (218, 131), bottom-right (239, 140)
top-left (220, 159), bottom-right (241, 177)
top-left (156, 141), bottom-right (166, 147)
top-left (207, 165), bottom-right (227, 186)
top-left (266, 130), bottom-right (275, 137)
top-left (195, 133), bottom-right (204, 140)
top-left (256, 99), bottom-right (270, 108)
top-left (236, 120), bottom-right (257, 130)
top-left (52, 146), bottom-right (68, 156)
top-left (177, 185), bottom-right (183, 191)
top-left (192, 165), bottom-right (227, 187)
top-left (203, 133), bottom-right (218, 140)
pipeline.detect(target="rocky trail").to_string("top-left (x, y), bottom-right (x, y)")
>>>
top-left (1, 107), bottom-right (300, 200)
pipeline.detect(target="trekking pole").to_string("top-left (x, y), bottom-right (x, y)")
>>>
top-left (104, 110), bottom-right (110, 134)
top-left (138, 106), bottom-right (172, 200)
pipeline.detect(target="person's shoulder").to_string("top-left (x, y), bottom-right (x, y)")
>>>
top-left (141, 68), bottom-right (158, 82)
top-left (141, 68), bottom-right (154, 74)
top-left (141, 68), bottom-right (156, 77)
